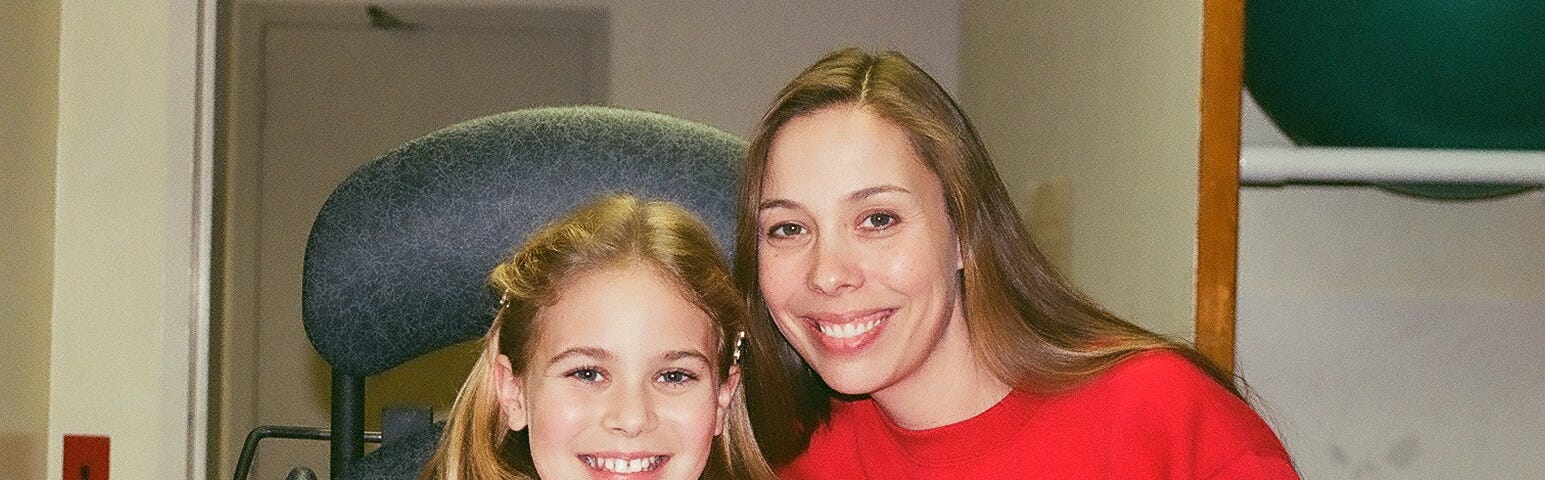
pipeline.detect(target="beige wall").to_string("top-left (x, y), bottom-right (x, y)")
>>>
top-left (244, 0), bottom-right (962, 136)
top-left (48, 0), bottom-right (207, 477)
top-left (961, 0), bottom-right (1204, 338)
top-left (0, 1), bottom-right (61, 478)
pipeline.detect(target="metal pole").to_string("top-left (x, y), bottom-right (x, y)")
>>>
top-left (330, 372), bottom-right (365, 477)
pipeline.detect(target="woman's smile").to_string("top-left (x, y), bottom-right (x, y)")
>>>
top-left (800, 308), bottom-right (894, 353)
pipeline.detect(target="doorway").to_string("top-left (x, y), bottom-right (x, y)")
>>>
top-left (218, 4), bottom-right (607, 478)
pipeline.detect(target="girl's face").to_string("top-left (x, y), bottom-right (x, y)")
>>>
top-left (756, 106), bottom-right (969, 401)
top-left (494, 263), bottom-right (738, 480)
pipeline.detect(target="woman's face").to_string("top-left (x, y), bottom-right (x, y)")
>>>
top-left (494, 263), bottom-right (738, 480)
top-left (756, 106), bottom-right (968, 399)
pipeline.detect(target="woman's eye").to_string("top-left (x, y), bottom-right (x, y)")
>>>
top-left (861, 212), bottom-right (898, 229)
top-left (657, 369), bottom-right (699, 386)
top-left (766, 223), bottom-right (805, 238)
top-left (567, 367), bottom-right (606, 383)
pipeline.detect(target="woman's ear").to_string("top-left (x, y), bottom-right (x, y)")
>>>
top-left (493, 353), bottom-right (529, 432)
top-left (954, 237), bottom-right (965, 271)
top-left (714, 365), bottom-right (742, 436)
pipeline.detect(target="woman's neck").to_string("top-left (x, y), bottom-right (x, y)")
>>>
top-left (869, 306), bottom-right (1012, 430)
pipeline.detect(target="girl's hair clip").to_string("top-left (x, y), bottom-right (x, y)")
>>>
top-left (491, 291), bottom-right (514, 327)
top-left (732, 330), bottom-right (747, 366)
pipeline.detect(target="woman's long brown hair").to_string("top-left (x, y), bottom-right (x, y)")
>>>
top-left (735, 48), bottom-right (1238, 464)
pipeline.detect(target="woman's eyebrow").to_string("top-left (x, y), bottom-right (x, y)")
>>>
top-left (849, 184), bottom-right (910, 201)
top-left (547, 346), bottom-right (611, 364)
top-left (760, 185), bottom-right (912, 211)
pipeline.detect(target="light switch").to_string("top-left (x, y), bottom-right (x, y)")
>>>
top-left (1024, 176), bottom-right (1072, 271)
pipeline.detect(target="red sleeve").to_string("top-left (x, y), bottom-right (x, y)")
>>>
top-left (1099, 351), bottom-right (1299, 479)
top-left (1205, 448), bottom-right (1301, 479)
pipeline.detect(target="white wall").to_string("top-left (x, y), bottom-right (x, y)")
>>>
top-left (1237, 94), bottom-right (1545, 478)
top-left (0, 1), bottom-right (60, 478)
top-left (961, 0), bottom-right (1204, 338)
top-left (48, 0), bottom-right (207, 478)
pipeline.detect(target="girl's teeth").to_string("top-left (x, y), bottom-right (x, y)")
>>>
top-left (585, 455), bottom-right (661, 474)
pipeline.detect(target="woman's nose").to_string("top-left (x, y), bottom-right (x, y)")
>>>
top-left (600, 383), bottom-right (657, 437)
top-left (807, 235), bottom-right (862, 296)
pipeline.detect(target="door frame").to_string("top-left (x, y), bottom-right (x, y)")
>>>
top-left (1195, 0), bottom-right (1245, 375)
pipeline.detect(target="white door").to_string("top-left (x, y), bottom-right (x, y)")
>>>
top-left (220, 5), bottom-right (606, 479)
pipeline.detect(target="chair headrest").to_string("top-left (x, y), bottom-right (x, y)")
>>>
top-left (303, 106), bottom-right (745, 376)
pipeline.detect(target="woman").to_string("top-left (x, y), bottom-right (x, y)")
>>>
top-left (421, 194), bottom-right (777, 480)
top-left (737, 48), bottom-right (1296, 478)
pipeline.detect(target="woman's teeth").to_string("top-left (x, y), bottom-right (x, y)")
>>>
top-left (582, 455), bottom-right (664, 474)
top-left (818, 317), bottom-right (882, 339)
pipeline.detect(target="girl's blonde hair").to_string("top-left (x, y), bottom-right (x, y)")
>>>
top-left (421, 194), bottom-right (777, 480)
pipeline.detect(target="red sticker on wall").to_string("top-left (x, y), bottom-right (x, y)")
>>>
top-left (62, 435), bottom-right (109, 480)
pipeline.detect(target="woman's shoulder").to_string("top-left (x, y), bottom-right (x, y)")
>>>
top-left (1056, 349), bottom-right (1297, 478)
top-left (1064, 349), bottom-right (1254, 426)
top-left (1085, 349), bottom-right (1223, 397)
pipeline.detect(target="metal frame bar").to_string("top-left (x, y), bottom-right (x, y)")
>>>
top-left (1242, 146), bottom-right (1545, 186)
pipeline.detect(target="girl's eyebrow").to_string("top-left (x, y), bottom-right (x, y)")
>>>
top-left (547, 346), bottom-right (611, 364)
top-left (757, 198), bottom-right (799, 212)
top-left (663, 349), bottom-right (712, 364)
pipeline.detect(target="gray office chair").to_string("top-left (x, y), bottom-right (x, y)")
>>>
top-left (232, 106), bottom-right (745, 479)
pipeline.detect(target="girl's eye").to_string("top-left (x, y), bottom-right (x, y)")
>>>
top-left (766, 223), bottom-right (805, 238)
top-left (861, 212), bottom-right (898, 229)
top-left (657, 369), bottom-right (699, 386)
top-left (567, 367), bottom-right (606, 384)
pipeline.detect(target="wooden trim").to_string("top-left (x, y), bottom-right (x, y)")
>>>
top-left (1196, 0), bottom-right (1245, 375)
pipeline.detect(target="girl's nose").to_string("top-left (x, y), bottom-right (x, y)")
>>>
top-left (600, 383), bottom-right (658, 437)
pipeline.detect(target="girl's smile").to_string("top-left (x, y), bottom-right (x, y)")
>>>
top-left (495, 263), bottom-right (739, 480)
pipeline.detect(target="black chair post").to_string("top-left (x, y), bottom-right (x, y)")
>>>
top-left (331, 372), bottom-right (365, 476)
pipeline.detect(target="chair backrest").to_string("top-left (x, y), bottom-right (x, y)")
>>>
top-left (300, 106), bottom-right (745, 477)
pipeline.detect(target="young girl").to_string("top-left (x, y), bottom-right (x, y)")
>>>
top-left (738, 49), bottom-right (1297, 478)
top-left (421, 194), bottom-right (777, 480)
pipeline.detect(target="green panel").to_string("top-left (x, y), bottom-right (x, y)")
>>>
top-left (1244, 1), bottom-right (1544, 198)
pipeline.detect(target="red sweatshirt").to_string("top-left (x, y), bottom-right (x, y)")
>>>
top-left (779, 351), bottom-right (1297, 479)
